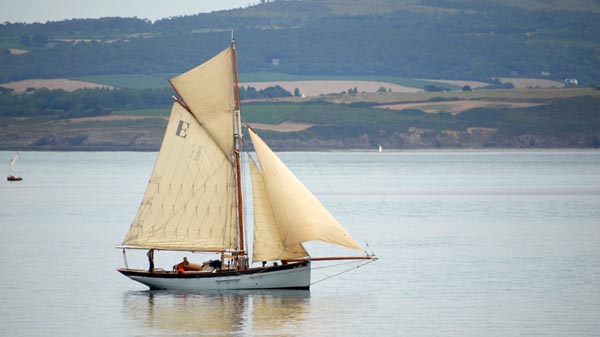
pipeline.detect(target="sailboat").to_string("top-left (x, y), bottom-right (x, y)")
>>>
top-left (117, 39), bottom-right (376, 290)
top-left (7, 153), bottom-right (22, 181)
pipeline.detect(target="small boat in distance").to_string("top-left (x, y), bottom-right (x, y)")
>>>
top-left (7, 153), bottom-right (22, 181)
top-left (378, 144), bottom-right (383, 153)
top-left (117, 38), bottom-right (376, 291)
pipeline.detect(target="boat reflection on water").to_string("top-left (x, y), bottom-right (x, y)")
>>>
top-left (249, 291), bottom-right (310, 332)
top-left (122, 290), bottom-right (310, 335)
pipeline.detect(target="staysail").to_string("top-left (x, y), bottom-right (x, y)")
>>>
top-left (121, 103), bottom-right (237, 251)
top-left (248, 128), bottom-right (364, 253)
top-left (249, 157), bottom-right (308, 262)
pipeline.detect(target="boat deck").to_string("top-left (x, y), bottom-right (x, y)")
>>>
top-left (118, 261), bottom-right (308, 279)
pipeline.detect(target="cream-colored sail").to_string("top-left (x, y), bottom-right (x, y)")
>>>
top-left (249, 157), bottom-right (308, 262)
top-left (122, 103), bottom-right (237, 251)
top-left (9, 153), bottom-right (19, 176)
top-left (170, 47), bottom-right (235, 156)
top-left (248, 128), bottom-right (364, 252)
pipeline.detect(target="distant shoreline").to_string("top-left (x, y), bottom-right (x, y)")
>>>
top-left (2, 146), bottom-right (599, 153)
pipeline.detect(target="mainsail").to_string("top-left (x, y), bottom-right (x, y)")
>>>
top-left (9, 153), bottom-right (19, 176)
top-left (248, 128), bottom-right (364, 253)
top-left (121, 103), bottom-right (237, 251)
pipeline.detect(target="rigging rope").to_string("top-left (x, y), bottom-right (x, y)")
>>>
top-left (310, 259), bottom-right (377, 286)
top-left (304, 151), bottom-right (377, 256)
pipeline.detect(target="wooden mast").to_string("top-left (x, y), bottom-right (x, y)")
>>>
top-left (231, 36), bottom-right (245, 254)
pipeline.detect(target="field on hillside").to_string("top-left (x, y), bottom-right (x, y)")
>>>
top-left (4, 75), bottom-right (435, 96)
top-left (72, 75), bottom-right (173, 89)
top-left (1, 79), bottom-right (113, 93)
top-left (329, 87), bottom-right (600, 104)
top-left (378, 100), bottom-right (543, 115)
top-left (68, 73), bottom-right (452, 91)
top-left (243, 80), bottom-right (422, 96)
top-left (6, 71), bottom-right (571, 98)
top-left (1, 87), bottom-right (599, 150)
top-left (112, 108), bottom-right (170, 116)
top-left (239, 73), bottom-right (448, 89)
top-left (499, 77), bottom-right (565, 89)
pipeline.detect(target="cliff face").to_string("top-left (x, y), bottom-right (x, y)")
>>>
top-left (1, 124), bottom-right (599, 151)
top-left (264, 127), bottom-right (600, 150)
top-left (0, 124), bottom-right (166, 151)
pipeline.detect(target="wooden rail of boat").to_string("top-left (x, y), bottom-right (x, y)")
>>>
top-left (283, 256), bottom-right (377, 263)
top-left (117, 260), bottom-right (310, 279)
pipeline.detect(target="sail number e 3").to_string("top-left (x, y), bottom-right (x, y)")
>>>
top-left (176, 120), bottom-right (190, 138)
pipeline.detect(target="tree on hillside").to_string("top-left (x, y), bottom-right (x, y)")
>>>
top-left (32, 34), bottom-right (49, 46)
top-left (424, 85), bottom-right (449, 92)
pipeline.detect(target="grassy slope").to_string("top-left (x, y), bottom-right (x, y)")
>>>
top-left (14, 0), bottom-right (599, 91)
top-left (110, 88), bottom-right (600, 121)
top-left (240, 72), bottom-right (453, 89)
top-left (329, 88), bottom-right (600, 104)
top-left (446, 0), bottom-right (600, 12)
top-left (240, 88), bottom-right (600, 128)
top-left (2, 88), bottom-right (598, 150)
top-left (239, 0), bottom-right (600, 17)
top-left (112, 108), bottom-right (170, 116)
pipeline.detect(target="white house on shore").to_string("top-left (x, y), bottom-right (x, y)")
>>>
top-left (564, 78), bottom-right (578, 86)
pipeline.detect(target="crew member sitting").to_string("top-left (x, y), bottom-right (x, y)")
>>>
top-left (209, 259), bottom-right (222, 271)
top-left (173, 257), bottom-right (189, 274)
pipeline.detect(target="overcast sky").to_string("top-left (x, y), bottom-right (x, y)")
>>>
top-left (0, 0), bottom-right (253, 23)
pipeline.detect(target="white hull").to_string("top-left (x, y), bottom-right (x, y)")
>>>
top-left (118, 261), bottom-right (311, 291)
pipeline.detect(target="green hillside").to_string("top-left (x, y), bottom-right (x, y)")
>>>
top-left (1, 0), bottom-right (600, 151)
top-left (227, 0), bottom-right (600, 17)
top-left (1, 86), bottom-right (599, 150)
top-left (1, 0), bottom-right (599, 85)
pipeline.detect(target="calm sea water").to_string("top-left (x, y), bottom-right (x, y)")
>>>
top-left (1, 150), bottom-right (599, 337)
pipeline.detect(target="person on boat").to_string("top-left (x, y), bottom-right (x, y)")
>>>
top-left (209, 259), bottom-right (222, 272)
top-left (173, 257), bottom-right (189, 273)
top-left (147, 248), bottom-right (155, 273)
